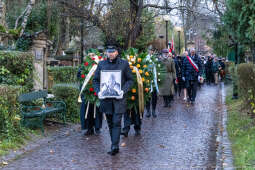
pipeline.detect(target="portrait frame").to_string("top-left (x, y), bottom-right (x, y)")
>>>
top-left (100, 70), bottom-right (122, 98)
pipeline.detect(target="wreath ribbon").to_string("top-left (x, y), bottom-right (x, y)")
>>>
top-left (78, 56), bottom-right (100, 120)
top-left (78, 64), bottom-right (98, 103)
top-left (133, 67), bottom-right (144, 119)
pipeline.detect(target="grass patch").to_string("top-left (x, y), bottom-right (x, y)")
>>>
top-left (0, 128), bottom-right (38, 157)
top-left (226, 90), bottom-right (255, 169)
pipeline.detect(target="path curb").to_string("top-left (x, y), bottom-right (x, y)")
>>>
top-left (216, 83), bottom-right (235, 170)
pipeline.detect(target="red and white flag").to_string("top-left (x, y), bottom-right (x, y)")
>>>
top-left (171, 33), bottom-right (174, 52)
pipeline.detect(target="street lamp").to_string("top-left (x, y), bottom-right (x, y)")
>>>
top-left (163, 15), bottom-right (171, 49)
top-left (175, 26), bottom-right (182, 55)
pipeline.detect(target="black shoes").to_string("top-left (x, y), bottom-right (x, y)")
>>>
top-left (146, 111), bottom-right (151, 118)
top-left (135, 130), bottom-right (141, 136)
top-left (152, 110), bottom-right (157, 118)
top-left (95, 129), bottom-right (101, 135)
top-left (107, 148), bottom-right (119, 156)
top-left (81, 129), bottom-right (94, 136)
top-left (121, 131), bottom-right (128, 137)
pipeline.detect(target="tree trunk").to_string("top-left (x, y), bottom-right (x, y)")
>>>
top-left (56, 7), bottom-right (67, 56)
top-left (125, 0), bottom-right (143, 49)
top-left (251, 44), bottom-right (255, 64)
top-left (80, 18), bottom-right (84, 63)
top-left (65, 16), bottom-right (70, 48)
top-left (19, 0), bottom-right (35, 37)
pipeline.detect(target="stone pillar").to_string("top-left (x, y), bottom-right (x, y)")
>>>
top-left (32, 38), bottom-right (47, 90)
top-left (0, 0), bottom-right (7, 45)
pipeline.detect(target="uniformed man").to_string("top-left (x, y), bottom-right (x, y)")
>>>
top-left (158, 49), bottom-right (176, 107)
top-left (93, 45), bottom-right (133, 156)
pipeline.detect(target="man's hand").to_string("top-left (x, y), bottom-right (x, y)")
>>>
top-left (116, 90), bottom-right (124, 99)
top-left (182, 77), bottom-right (185, 81)
top-left (98, 91), bottom-right (105, 99)
top-left (198, 76), bottom-right (204, 83)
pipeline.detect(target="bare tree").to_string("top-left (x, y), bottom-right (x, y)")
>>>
top-left (56, 0), bottom-right (180, 48)
top-left (15, 0), bottom-right (36, 37)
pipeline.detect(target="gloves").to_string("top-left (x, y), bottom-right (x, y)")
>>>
top-left (182, 77), bottom-right (185, 81)
top-left (116, 90), bottom-right (124, 99)
top-left (98, 91), bottom-right (105, 99)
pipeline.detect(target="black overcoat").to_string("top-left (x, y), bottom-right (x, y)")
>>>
top-left (93, 57), bottom-right (133, 114)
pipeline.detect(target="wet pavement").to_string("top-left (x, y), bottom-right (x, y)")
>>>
top-left (2, 84), bottom-right (224, 170)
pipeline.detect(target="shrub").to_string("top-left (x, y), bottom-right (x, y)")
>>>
top-left (15, 35), bottom-right (33, 51)
top-left (237, 63), bottom-right (255, 113)
top-left (48, 66), bottom-right (78, 86)
top-left (0, 85), bottom-right (24, 138)
top-left (0, 51), bottom-right (33, 91)
top-left (225, 61), bottom-right (235, 75)
top-left (52, 83), bottom-right (80, 122)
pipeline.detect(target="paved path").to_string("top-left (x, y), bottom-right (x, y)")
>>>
top-left (2, 84), bottom-right (224, 170)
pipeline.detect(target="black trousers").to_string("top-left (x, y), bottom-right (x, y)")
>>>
top-left (106, 113), bottom-right (123, 149)
top-left (207, 71), bottom-right (214, 84)
top-left (177, 80), bottom-right (184, 96)
top-left (163, 96), bottom-right (171, 105)
top-left (146, 90), bottom-right (158, 112)
top-left (186, 80), bottom-right (198, 102)
top-left (80, 99), bottom-right (102, 131)
top-left (123, 109), bottom-right (142, 133)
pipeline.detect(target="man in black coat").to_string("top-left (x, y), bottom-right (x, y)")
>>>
top-left (182, 49), bottom-right (202, 104)
top-left (175, 55), bottom-right (184, 97)
top-left (93, 45), bottom-right (133, 156)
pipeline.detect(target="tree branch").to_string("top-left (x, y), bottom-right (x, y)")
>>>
top-left (130, 0), bottom-right (138, 7)
top-left (143, 4), bottom-right (173, 10)
top-left (15, 6), bottom-right (28, 29)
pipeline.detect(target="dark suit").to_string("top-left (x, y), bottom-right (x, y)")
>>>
top-left (182, 54), bottom-right (202, 102)
top-left (93, 57), bottom-right (133, 150)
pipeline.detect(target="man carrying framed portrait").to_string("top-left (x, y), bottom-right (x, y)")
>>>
top-left (93, 45), bottom-right (133, 156)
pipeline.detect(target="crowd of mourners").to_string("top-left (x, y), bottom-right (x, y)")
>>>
top-left (78, 45), bottom-right (226, 156)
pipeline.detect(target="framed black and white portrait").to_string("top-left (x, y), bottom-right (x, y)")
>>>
top-left (100, 70), bottom-right (122, 98)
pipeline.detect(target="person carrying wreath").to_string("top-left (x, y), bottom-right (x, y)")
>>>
top-left (78, 53), bottom-right (103, 136)
top-left (93, 45), bottom-right (133, 156)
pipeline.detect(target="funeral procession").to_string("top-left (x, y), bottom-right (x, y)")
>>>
top-left (1, 0), bottom-right (254, 169)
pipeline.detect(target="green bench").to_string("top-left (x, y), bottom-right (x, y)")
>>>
top-left (18, 90), bottom-right (66, 134)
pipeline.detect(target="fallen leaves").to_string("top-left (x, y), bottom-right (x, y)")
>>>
top-left (159, 144), bottom-right (165, 148)
top-left (2, 161), bottom-right (8, 165)
top-left (120, 143), bottom-right (126, 147)
top-left (223, 162), bottom-right (228, 167)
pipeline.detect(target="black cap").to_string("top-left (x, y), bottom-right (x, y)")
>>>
top-left (106, 45), bottom-right (117, 53)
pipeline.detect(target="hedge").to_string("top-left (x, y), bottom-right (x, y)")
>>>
top-left (237, 63), bottom-right (255, 114)
top-left (0, 85), bottom-right (24, 138)
top-left (52, 83), bottom-right (80, 122)
top-left (0, 51), bottom-right (34, 91)
top-left (48, 66), bottom-right (79, 86)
